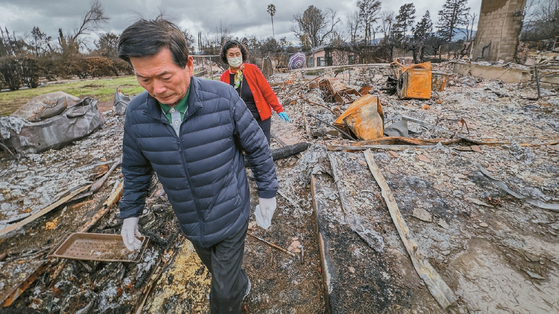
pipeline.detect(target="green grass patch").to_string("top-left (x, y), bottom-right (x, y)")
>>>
top-left (0, 76), bottom-right (144, 116)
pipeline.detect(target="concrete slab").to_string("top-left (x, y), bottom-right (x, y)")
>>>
top-left (452, 62), bottom-right (531, 83)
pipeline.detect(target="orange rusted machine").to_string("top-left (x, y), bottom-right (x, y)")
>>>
top-left (334, 94), bottom-right (384, 140)
top-left (393, 61), bottom-right (432, 99)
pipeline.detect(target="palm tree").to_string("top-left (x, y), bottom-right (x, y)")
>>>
top-left (267, 4), bottom-right (276, 39)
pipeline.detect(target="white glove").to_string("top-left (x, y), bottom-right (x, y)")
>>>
top-left (255, 197), bottom-right (277, 230)
top-left (121, 217), bottom-right (143, 251)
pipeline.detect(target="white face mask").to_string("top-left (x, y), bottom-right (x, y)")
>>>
top-left (228, 56), bottom-right (243, 68)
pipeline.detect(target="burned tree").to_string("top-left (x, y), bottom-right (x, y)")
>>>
top-left (375, 10), bottom-right (397, 61)
top-left (437, 0), bottom-right (470, 58)
top-left (522, 0), bottom-right (559, 49)
top-left (182, 29), bottom-right (196, 54)
top-left (0, 27), bottom-right (25, 57)
top-left (197, 22), bottom-right (231, 55)
top-left (292, 5), bottom-right (340, 49)
top-left (393, 3), bottom-right (417, 49)
top-left (411, 11), bottom-right (434, 63)
top-left (29, 26), bottom-right (52, 57)
top-left (358, 0), bottom-right (382, 45)
top-left (64, 0), bottom-right (109, 53)
top-left (347, 11), bottom-right (361, 45)
top-left (94, 32), bottom-right (119, 59)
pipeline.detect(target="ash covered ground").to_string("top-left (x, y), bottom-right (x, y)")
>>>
top-left (1, 62), bottom-right (558, 313)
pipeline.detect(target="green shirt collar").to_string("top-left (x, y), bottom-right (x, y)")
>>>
top-left (159, 88), bottom-right (190, 123)
top-left (159, 88), bottom-right (190, 115)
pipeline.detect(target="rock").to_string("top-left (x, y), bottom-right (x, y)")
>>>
top-left (479, 222), bottom-right (489, 228)
top-left (471, 145), bottom-right (482, 153)
top-left (288, 240), bottom-right (301, 253)
top-left (16, 165), bottom-right (28, 172)
top-left (388, 151), bottom-right (399, 158)
top-left (438, 219), bottom-right (450, 229)
top-left (412, 208), bottom-right (432, 222)
top-left (524, 270), bottom-right (545, 280)
top-left (416, 154), bottom-right (431, 163)
top-left (466, 197), bottom-right (492, 207)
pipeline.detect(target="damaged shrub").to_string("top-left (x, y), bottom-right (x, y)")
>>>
top-left (0, 56), bottom-right (43, 90)
top-left (111, 58), bottom-right (134, 76)
top-left (0, 56), bottom-right (23, 90)
top-left (21, 57), bottom-right (41, 88)
top-left (73, 56), bottom-right (118, 79)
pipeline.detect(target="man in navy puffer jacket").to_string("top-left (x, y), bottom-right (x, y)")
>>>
top-left (117, 17), bottom-right (278, 313)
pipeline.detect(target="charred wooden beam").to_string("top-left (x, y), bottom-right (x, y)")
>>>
top-left (363, 149), bottom-right (457, 309)
top-left (271, 142), bottom-right (309, 160)
top-left (0, 184), bottom-right (91, 239)
top-left (247, 232), bottom-right (295, 257)
top-left (245, 143), bottom-right (309, 167)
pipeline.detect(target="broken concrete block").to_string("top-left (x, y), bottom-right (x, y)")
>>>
top-left (288, 239), bottom-right (301, 253)
top-left (412, 208), bottom-right (432, 222)
top-left (438, 219), bottom-right (450, 229)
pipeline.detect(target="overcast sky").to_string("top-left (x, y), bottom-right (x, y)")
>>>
top-left (0, 0), bottom-right (482, 50)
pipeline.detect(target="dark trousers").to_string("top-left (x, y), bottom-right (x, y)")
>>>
top-left (192, 220), bottom-right (250, 314)
top-left (257, 117), bottom-right (271, 144)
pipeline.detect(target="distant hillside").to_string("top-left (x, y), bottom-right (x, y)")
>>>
top-left (434, 28), bottom-right (477, 41)
top-left (366, 28), bottom-right (476, 45)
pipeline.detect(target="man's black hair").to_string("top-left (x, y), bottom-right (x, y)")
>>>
top-left (118, 17), bottom-right (189, 68)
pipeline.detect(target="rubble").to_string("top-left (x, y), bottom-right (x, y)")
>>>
top-left (0, 60), bottom-right (558, 313)
top-left (319, 78), bottom-right (361, 104)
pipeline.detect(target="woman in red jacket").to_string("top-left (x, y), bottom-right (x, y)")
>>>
top-left (220, 40), bottom-right (289, 144)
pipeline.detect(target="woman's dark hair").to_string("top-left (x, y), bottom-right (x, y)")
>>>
top-left (220, 40), bottom-right (249, 64)
top-left (118, 17), bottom-right (189, 68)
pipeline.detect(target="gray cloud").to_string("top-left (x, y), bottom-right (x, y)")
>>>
top-left (0, 0), bottom-right (482, 46)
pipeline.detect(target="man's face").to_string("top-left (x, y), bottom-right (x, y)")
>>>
top-left (130, 48), bottom-right (194, 106)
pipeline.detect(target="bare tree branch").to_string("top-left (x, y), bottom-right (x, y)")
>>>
top-left (72, 0), bottom-right (109, 41)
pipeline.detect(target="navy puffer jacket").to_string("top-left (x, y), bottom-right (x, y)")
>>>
top-left (119, 76), bottom-right (278, 248)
